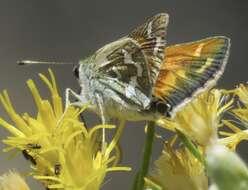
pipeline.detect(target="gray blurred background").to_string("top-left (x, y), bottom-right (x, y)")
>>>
top-left (0, 0), bottom-right (247, 189)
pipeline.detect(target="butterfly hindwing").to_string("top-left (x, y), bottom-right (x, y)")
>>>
top-left (129, 13), bottom-right (169, 88)
top-left (153, 36), bottom-right (230, 116)
top-left (96, 38), bottom-right (152, 109)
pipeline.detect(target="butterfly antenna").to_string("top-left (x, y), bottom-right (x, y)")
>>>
top-left (17, 60), bottom-right (75, 65)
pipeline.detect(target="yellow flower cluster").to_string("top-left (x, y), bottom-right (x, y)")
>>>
top-left (218, 84), bottom-right (248, 150)
top-left (0, 69), bottom-right (247, 190)
top-left (149, 85), bottom-right (248, 190)
top-left (147, 140), bottom-right (208, 190)
top-left (229, 84), bottom-right (248, 126)
top-left (0, 69), bottom-right (130, 190)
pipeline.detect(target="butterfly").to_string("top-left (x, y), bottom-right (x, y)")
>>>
top-left (19, 13), bottom-right (230, 124)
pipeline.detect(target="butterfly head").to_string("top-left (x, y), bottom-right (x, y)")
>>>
top-left (73, 55), bottom-right (94, 80)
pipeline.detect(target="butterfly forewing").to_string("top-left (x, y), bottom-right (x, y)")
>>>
top-left (129, 13), bottom-right (169, 89)
top-left (94, 13), bottom-right (169, 109)
top-left (154, 36), bottom-right (230, 115)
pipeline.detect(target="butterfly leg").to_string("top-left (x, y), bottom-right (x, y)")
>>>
top-left (113, 119), bottom-right (126, 165)
top-left (64, 88), bottom-right (89, 126)
top-left (65, 88), bottom-right (83, 108)
top-left (95, 93), bottom-right (108, 151)
top-left (56, 88), bottom-right (83, 127)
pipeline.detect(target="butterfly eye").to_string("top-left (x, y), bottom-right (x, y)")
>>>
top-left (73, 65), bottom-right (80, 79)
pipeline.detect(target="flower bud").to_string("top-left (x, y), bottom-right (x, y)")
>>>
top-left (206, 145), bottom-right (248, 190)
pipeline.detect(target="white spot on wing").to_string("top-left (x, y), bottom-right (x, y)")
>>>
top-left (143, 98), bottom-right (150, 108)
top-left (154, 37), bottom-right (163, 55)
top-left (147, 21), bottom-right (153, 38)
top-left (122, 49), bottom-right (134, 64)
top-left (112, 66), bottom-right (122, 78)
top-left (125, 76), bottom-right (138, 98)
top-left (97, 57), bottom-right (110, 68)
top-left (122, 49), bottom-right (143, 76)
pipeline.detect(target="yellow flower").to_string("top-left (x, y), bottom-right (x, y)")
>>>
top-left (206, 144), bottom-right (248, 190)
top-left (146, 141), bottom-right (208, 190)
top-left (0, 171), bottom-right (30, 190)
top-left (216, 83), bottom-right (248, 150)
top-left (157, 89), bottom-right (233, 146)
top-left (219, 120), bottom-right (248, 150)
top-left (232, 83), bottom-right (248, 106)
top-left (0, 69), bottom-right (130, 190)
top-left (229, 83), bottom-right (248, 125)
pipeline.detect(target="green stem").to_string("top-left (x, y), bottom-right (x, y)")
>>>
top-left (132, 121), bottom-right (156, 190)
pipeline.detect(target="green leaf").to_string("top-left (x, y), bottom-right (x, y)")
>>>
top-left (131, 121), bottom-right (156, 190)
top-left (176, 129), bottom-right (203, 162)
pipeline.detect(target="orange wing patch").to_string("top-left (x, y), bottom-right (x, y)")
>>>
top-left (153, 36), bottom-right (230, 116)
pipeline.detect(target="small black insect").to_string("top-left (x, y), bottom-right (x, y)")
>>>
top-left (26, 143), bottom-right (42, 149)
top-left (22, 150), bottom-right (36, 165)
top-left (54, 163), bottom-right (61, 175)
